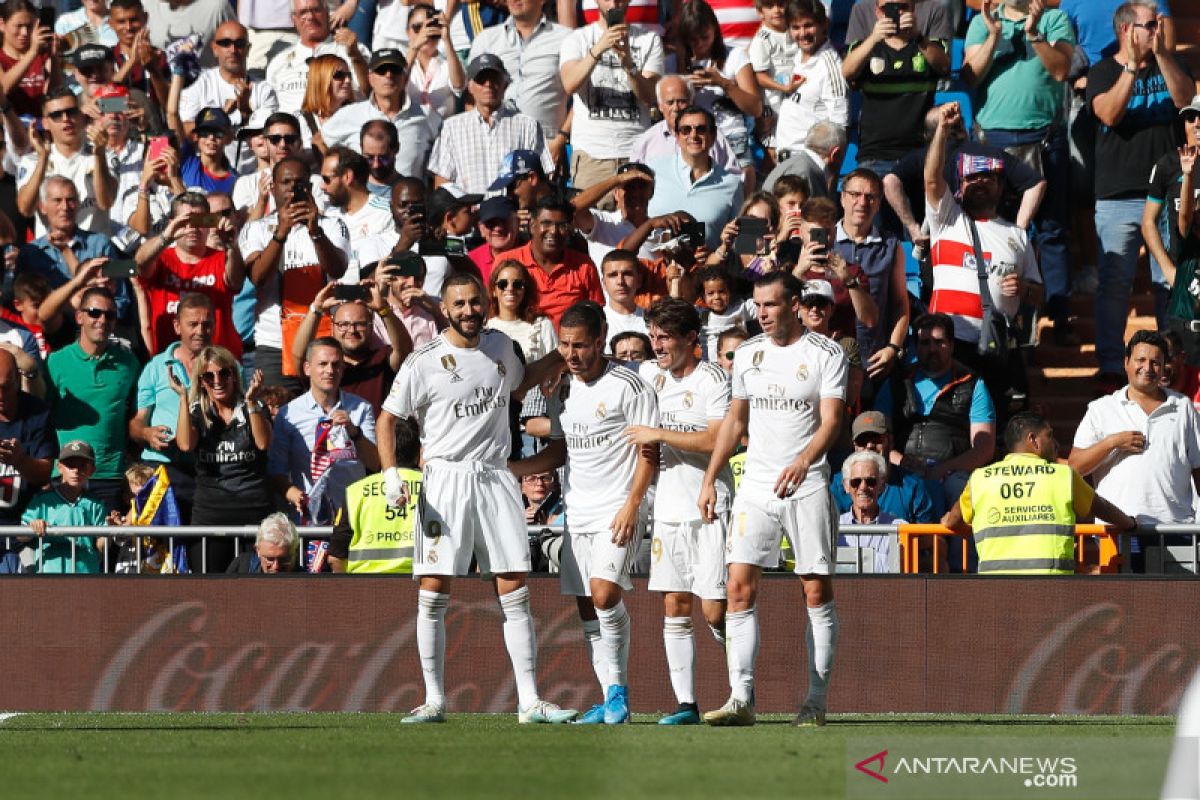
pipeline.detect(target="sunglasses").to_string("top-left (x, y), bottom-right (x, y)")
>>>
top-left (266, 133), bottom-right (301, 145)
top-left (677, 124), bottom-right (711, 136)
top-left (214, 38), bottom-right (249, 49)
top-left (366, 154), bottom-right (393, 164)
top-left (320, 174), bottom-right (336, 184)
top-left (849, 477), bottom-right (879, 489)
top-left (1132, 20), bottom-right (1158, 32)
top-left (46, 108), bottom-right (79, 121)
top-left (200, 367), bottom-right (234, 386)
top-left (496, 279), bottom-right (526, 291)
top-left (523, 474), bottom-right (554, 483)
top-left (373, 64), bottom-right (404, 76)
top-left (82, 306), bottom-right (117, 320)
top-left (196, 129), bottom-right (226, 139)
top-left (332, 70), bottom-right (351, 81)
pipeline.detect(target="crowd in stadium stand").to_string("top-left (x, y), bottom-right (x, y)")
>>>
top-left (0, 0), bottom-right (1196, 575)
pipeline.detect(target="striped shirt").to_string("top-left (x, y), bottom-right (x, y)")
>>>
top-left (708, 0), bottom-right (760, 53)
top-left (428, 107), bottom-right (554, 196)
top-left (774, 41), bottom-right (849, 151)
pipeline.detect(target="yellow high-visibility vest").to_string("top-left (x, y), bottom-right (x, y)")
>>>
top-left (343, 468), bottom-right (421, 574)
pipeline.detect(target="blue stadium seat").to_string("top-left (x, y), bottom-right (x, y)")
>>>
top-left (839, 140), bottom-right (859, 178)
top-left (950, 38), bottom-right (964, 79)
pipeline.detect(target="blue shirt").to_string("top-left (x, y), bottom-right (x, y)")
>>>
top-left (16, 230), bottom-right (132, 317)
top-left (874, 370), bottom-right (996, 425)
top-left (179, 142), bottom-right (238, 195)
top-left (646, 152), bottom-right (744, 251)
top-left (831, 464), bottom-right (943, 522)
top-left (134, 343), bottom-right (194, 466)
top-left (1060, 0), bottom-right (1171, 66)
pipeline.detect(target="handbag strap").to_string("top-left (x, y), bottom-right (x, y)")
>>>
top-left (965, 215), bottom-right (995, 314)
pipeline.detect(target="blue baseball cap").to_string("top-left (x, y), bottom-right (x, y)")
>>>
top-left (489, 149), bottom-right (542, 192)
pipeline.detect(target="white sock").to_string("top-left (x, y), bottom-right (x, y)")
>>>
top-left (725, 608), bottom-right (758, 703)
top-left (663, 616), bottom-right (695, 705)
top-left (595, 600), bottom-right (631, 687)
top-left (417, 590), bottom-right (449, 707)
top-left (805, 601), bottom-right (838, 708)
top-left (582, 618), bottom-right (607, 693)
top-left (499, 586), bottom-right (539, 710)
top-left (708, 621), bottom-right (726, 646)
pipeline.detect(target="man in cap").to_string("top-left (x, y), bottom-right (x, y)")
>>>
top-left (429, 54), bottom-right (553, 197)
top-left (264, 0), bottom-right (370, 113)
top-left (322, 49), bottom-right (432, 179)
top-left (179, 20), bottom-right (279, 138)
top-left (426, 186), bottom-right (483, 246)
top-left (469, 196), bottom-right (521, 283)
top-left (489, 149), bottom-right (554, 235)
top-left (22, 439), bottom-right (109, 574)
top-left (574, 160), bottom-right (656, 266)
top-left (831, 410), bottom-right (941, 523)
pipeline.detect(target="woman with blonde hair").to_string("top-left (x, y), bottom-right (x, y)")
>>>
top-left (300, 54), bottom-right (357, 154)
top-left (168, 346), bottom-right (272, 571)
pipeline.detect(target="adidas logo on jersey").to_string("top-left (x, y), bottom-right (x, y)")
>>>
top-left (817, 556), bottom-right (828, 565)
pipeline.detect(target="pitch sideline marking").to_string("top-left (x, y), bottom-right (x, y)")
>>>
top-left (0, 713), bottom-right (24, 724)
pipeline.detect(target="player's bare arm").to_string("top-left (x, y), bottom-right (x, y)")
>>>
top-left (508, 439), bottom-right (566, 478)
top-left (611, 440), bottom-right (658, 545)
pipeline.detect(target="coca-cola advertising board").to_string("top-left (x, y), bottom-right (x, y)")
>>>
top-left (0, 577), bottom-right (1194, 714)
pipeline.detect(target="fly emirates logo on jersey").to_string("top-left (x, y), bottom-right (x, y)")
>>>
top-left (750, 381), bottom-right (813, 412)
top-left (453, 385), bottom-right (508, 419)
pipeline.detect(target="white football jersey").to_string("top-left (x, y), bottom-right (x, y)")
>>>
top-left (383, 329), bottom-right (524, 468)
top-left (732, 332), bottom-right (847, 498)
top-left (551, 361), bottom-right (659, 532)
top-left (639, 360), bottom-right (733, 522)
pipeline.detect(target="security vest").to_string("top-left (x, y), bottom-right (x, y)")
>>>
top-left (966, 453), bottom-right (1076, 575)
top-left (894, 364), bottom-right (977, 464)
top-left (343, 468), bottom-right (421, 574)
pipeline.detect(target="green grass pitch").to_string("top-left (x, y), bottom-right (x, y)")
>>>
top-left (0, 712), bottom-right (1175, 800)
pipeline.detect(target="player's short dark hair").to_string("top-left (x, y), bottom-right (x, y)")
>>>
top-left (360, 119), bottom-right (399, 153)
top-left (771, 174), bottom-right (810, 201)
top-left (1126, 329), bottom-right (1169, 361)
top-left (176, 292), bottom-right (213, 316)
top-left (785, 0), bottom-right (826, 25)
top-left (393, 415), bottom-right (421, 468)
top-left (675, 105), bottom-right (716, 134)
top-left (263, 112), bottom-right (301, 134)
top-left (610, 330), bottom-right (652, 357)
top-left (646, 297), bottom-right (701, 339)
top-left (305, 336), bottom-right (343, 363)
top-left (754, 270), bottom-right (805, 302)
top-left (534, 194), bottom-right (573, 219)
top-left (1005, 411), bottom-right (1050, 452)
top-left (559, 301), bottom-right (605, 339)
top-left (913, 312), bottom-right (955, 341)
top-left (442, 271), bottom-right (483, 296)
top-left (326, 146), bottom-right (369, 185)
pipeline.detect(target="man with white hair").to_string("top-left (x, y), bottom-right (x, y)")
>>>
top-left (629, 75), bottom-right (739, 173)
top-left (226, 511), bottom-right (303, 572)
top-left (837, 449), bottom-right (902, 574)
top-left (762, 121), bottom-right (846, 199)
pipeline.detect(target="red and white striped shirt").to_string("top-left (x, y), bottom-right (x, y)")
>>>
top-left (581, 0), bottom-right (662, 32)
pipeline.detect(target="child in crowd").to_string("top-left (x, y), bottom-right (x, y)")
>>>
top-left (772, 173), bottom-right (810, 240)
top-left (108, 463), bottom-right (190, 573)
top-left (22, 440), bottom-right (107, 573)
top-left (698, 267), bottom-right (757, 361)
top-left (4, 272), bottom-right (50, 357)
top-left (716, 326), bottom-right (749, 374)
top-left (748, 0), bottom-right (798, 166)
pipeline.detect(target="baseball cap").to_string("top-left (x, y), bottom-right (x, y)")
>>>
top-left (851, 410), bottom-right (889, 441)
top-left (428, 186), bottom-right (483, 224)
top-left (478, 195), bottom-right (517, 223)
top-left (194, 107), bottom-right (233, 134)
top-left (58, 440), bottom-right (95, 463)
top-left (801, 279), bottom-right (834, 304)
top-left (381, 251), bottom-right (425, 278)
top-left (467, 53), bottom-right (508, 82)
top-left (957, 152), bottom-right (1004, 180)
top-left (237, 107), bottom-right (273, 139)
top-left (369, 49), bottom-right (407, 71)
top-left (73, 44), bottom-right (112, 69)
top-left (1181, 95), bottom-right (1200, 118)
top-left (489, 149), bottom-right (542, 192)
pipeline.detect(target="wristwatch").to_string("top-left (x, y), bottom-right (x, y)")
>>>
top-left (1123, 62), bottom-right (1138, 76)
top-left (1026, 31), bottom-right (1045, 44)
top-left (844, 276), bottom-right (862, 290)
top-left (376, 305), bottom-right (392, 319)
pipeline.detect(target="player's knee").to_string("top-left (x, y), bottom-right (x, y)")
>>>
top-left (591, 581), bottom-right (622, 610)
top-left (725, 578), bottom-right (756, 608)
top-left (801, 576), bottom-right (833, 606)
top-left (663, 592), bottom-right (692, 618)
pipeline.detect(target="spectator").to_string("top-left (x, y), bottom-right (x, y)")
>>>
top-left (467, 0), bottom-right (571, 166)
top-left (469, 196), bottom-right (520, 284)
top-left (611, 330), bottom-right (653, 363)
top-left (715, 326), bottom-right (747, 373)
top-left (1089, 1), bottom-right (1192, 389)
top-left (1058, 0), bottom-right (1175, 67)
top-left (575, 161), bottom-right (658, 268)
top-left (124, 135), bottom-right (186, 235)
top-left (489, 150), bottom-right (556, 235)
top-left (373, 251), bottom-right (444, 350)
top-left (56, 0), bottom-right (119, 48)
top-left (22, 440), bottom-right (107, 573)
top-left (646, 105), bottom-right (744, 251)
top-left (45, 286), bottom-right (138, 512)
top-left (772, 0), bottom-right (847, 166)
top-left (359, 119), bottom-right (400, 199)
top-left (0, 0), bottom-right (58, 117)
top-left (429, 54), bottom-right (552, 196)
top-left (798, 279), bottom-right (864, 412)
top-left (17, 88), bottom-right (117, 237)
top-left (793, 197), bottom-right (879, 342)
top-left (226, 512), bottom-right (303, 573)
top-left (963, 0), bottom-right (1076, 346)
top-left (1069, 330), bottom-right (1200, 573)
top-left (619, 210), bottom-right (706, 306)
top-left (628, 75), bottom-right (740, 175)
top-left (0, 348), bottom-right (55, 572)
top-left (844, 0), bottom-right (955, 47)
top-left (842, 0), bottom-right (948, 178)
top-left (672, 0), bottom-right (762, 185)
top-left (762, 120), bottom-right (846, 198)
top-left (320, 146), bottom-right (395, 256)
top-left (268, 337), bottom-right (380, 524)
top-left (523, 470), bottom-right (564, 526)
top-left (708, 191), bottom-right (781, 279)
top-left (133, 191), bottom-right (244, 356)
top-left (231, 111), bottom-right (305, 218)
top-left (695, 267), bottom-right (755, 361)
top-left (485, 258), bottom-right (559, 364)
top-left (128, 292), bottom-right (217, 520)
top-left (835, 168), bottom-right (909, 380)
top-left (290, 281), bottom-right (411, 414)
top-left (16, 176), bottom-right (116, 291)
top-left (179, 21), bottom-right (279, 138)
top-left (4, 272), bottom-right (51, 358)
top-left (73, 45), bottom-right (159, 135)
top-left (328, 415), bottom-right (421, 573)
top-left (560, 0), bottom-right (664, 198)
top-left (831, 409), bottom-right (940, 523)
top-left (321, 49), bottom-right (432, 180)
top-left (747, 0), bottom-right (795, 162)
top-left (495, 196), bottom-right (604, 326)
top-left (264, 0), bottom-right (369, 114)
top-left (110, 0), bottom-right (169, 107)
top-left (771, 173), bottom-right (810, 215)
top-left (300, 54), bottom-right (356, 155)
top-left (144, 0), bottom-right (235, 50)
top-left (402, 6), bottom-right (465, 137)
top-left (875, 312), bottom-right (997, 510)
top-left (167, 107), bottom-right (237, 196)
top-left (240, 155), bottom-right (351, 387)
top-left (600, 249), bottom-right (648, 351)
top-left (1170, 141), bottom-right (1200, 365)
top-left (173, 346), bottom-right (273, 570)
top-left (836, 449), bottom-right (902, 573)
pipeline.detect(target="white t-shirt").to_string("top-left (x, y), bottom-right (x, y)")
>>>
top-left (550, 361), bottom-right (659, 532)
top-left (179, 68), bottom-right (280, 126)
top-left (638, 360), bottom-right (732, 522)
top-left (1073, 387), bottom-right (1200, 525)
top-left (327, 196), bottom-right (396, 282)
top-left (17, 145), bottom-right (109, 236)
top-left (237, 213), bottom-right (354, 349)
top-left (775, 41), bottom-right (849, 151)
top-left (747, 25), bottom-right (796, 116)
top-left (604, 306), bottom-right (647, 353)
top-left (702, 297), bottom-right (756, 361)
top-left (383, 329), bottom-right (524, 468)
top-left (560, 23), bottom-right (665, 159)
top-left (264, 39), bottom-right (371, 113)
top-left (732, 331), bottom-right (847, 498)
top-left (485, 316), bottom-right (558, 363)
top-left (926, 191), bottom-right (1042, 343)
top-left (583, 208), bottom-right (655, 267)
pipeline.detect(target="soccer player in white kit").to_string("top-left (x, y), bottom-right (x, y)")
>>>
top-left (513, 301), bottom-right (659, 724)
top-left (623, 298), bottom-right (733, 726)
top-left (375, 273), bottom-right (578, 725)
top-left (699, 272), bottom-right (848, 727)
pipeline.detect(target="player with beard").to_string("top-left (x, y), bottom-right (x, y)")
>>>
top-left (699, 271), bottom-right (847, 727)
top-left (376, 273), bottom-right (577, 725)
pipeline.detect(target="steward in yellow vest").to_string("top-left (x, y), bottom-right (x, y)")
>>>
top-left (943, 412), bottom-right (1136, 575)
top-left (329, 468), bottom-right (421, 573)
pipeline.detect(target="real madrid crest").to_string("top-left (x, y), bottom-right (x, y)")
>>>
top-left (441, 354), bottom-right (462, 382)
top-left (496, 361), bottom-right (507, 376)
top-left (654, 374), bottom-right (666, 391)
top-left (595, 402), bottom-right (607, 419)
top-left (683, 391), bottom-right (694, 408)
top-left (752, 350), bottom-right (764, 367)
top-left (796, 364), bottom-right (808, 381)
